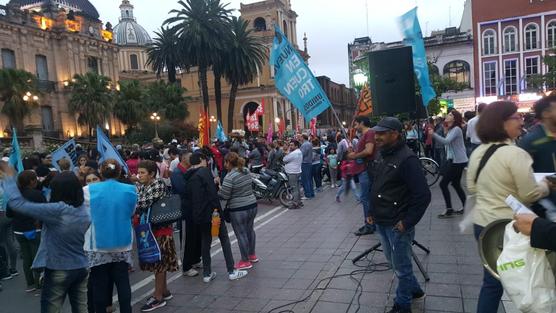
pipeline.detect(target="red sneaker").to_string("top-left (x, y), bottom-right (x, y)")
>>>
top-left (248, 255), bottom-right (259, 263)
top-left (235, 260), bottom-right (253, 270)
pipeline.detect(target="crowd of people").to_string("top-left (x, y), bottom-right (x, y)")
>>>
top-left (0, 94), bottom-right (554, 313)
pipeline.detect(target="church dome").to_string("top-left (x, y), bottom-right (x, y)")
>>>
top-left (112, 0), bottom-right (152, 46)
top-left (8, 0), bottom-right (100, 19)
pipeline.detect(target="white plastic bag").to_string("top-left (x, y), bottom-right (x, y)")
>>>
top-left (497, 221), bottom-right (556, 313)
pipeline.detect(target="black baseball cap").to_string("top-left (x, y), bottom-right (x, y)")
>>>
top-left (372, 117), bottom-right (403, 132)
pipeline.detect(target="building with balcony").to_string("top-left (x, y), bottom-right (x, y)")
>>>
top-left (473, 0), bottom-right (556, 110)
top-left (0, 0), bottom-right (123, 145)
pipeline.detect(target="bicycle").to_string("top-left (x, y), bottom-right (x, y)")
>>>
top-left (413, 140), bottom-right (441, 187)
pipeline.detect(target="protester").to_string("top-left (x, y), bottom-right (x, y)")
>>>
top-left (75, 155), bottom-right (89, 176)
top-left (370, 117), bottom-right (431, 313)
top-left (429, 110), bottom-right (468, 218)
top-left (283, 140), bottom-right (303, 209)
top-left (311, 138), bottom-right (323, 192)
top-left (219, 152), bottom-right (258, 270)
top-left (335, 159), bottom-right (359, 203)
top-left (347, 116), bottom-right (376, 236)
top-left (404, 121), bottom-right (419, 154)
top-left (327, 147), bottom-right (338, 188)
top-left (267, 142), bottom-right (284, 171)
top-left (300, 134), bottom-right (314, 199)
top-left (125, 152), bottom-right (140, 177)
top-left (514, 210), bottom-right (556, 251)
top-left (183, 153), bottom-right (247, 283)
top-left (136, 160), bottom-right (178, 312)
top-left (0, 166), bottom-right (91, 313)
top-left (6, 170), bottom-right (43, 292)
top-left (466, 103), bottom-right (486, 153)
top-left (84, 160), bottom-right (137, 313)
top-left (0, 198), bottom-right (18, 281)
top-left (85, 170), bottom-right (101, 185)
top-left (467, 101), bottom-right (550, 313)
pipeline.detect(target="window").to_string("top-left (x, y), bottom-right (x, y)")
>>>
top-left (443, 60), bottom-right (470, 86)
top-left (525, 57), bottom-right (539, 90)
top-left (1, 49), bottom-right (15, 69)
top-left (548, 21), bottom-right (556, 48)
top-left (41, 106), bottom-right (54, 131)
top-left (483, 29), bottom-right (496, 55)
top-left (87, 56), bottom-right (99, 74)
top-left (503, 26), bottom-right (517, 53)
top-left (525, 24), bottom-right (538, 50)
top-left (130, 54), bottom-right (139, 70)
top-left (254, 17), bottom-right (266, 31)
top-left (282, 20), bottom-right (288, 39)
top-left (504, 59), bottom-right (518, 95)
top-left (35, 55), bottom-right (48, 80)
top-left (483, 62), bottom-right (497, 96)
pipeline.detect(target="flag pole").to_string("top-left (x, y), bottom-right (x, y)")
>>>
top-left (330, 105), bottom-right (349, 141)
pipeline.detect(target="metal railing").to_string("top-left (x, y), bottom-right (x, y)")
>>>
top-left (36, 80), bottom-right (57, 93)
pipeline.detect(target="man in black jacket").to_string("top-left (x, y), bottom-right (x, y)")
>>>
top-left (369, 117), bottom-right (431, 313)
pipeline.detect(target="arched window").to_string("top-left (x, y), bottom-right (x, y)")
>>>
top-left (130, 54), bottom-right (139, 70)
top-left (548, 21), bottom-right (556, 48)
top-left (525, 23), bottom-right (539, 50)
top-left (503, 26), bottom-right (517, 53)
top-left (482, 29), bottom-right (496, 55)
top-left (282, 20), bottom-right (288, 39)
top-left (443, 60), bottom-right (470, 87)
top-left (254, 17), bottom-right (266, 32)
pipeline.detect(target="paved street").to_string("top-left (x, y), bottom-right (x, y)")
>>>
top-left (0, 183), bottom-right (519, 313)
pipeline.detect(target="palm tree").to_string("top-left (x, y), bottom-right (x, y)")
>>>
top-left (0, 69), bottom-right (39, 132)
top-left (114, 80), bottom-right (145, 132)
top-left (222, 16), bottom-right (267, 132)
top-left (165, 0), bottom-right (232, 112)
top-left (68, 72), bottom-right (113, 137)
top-left (146, 27), bottom-right (181, 83)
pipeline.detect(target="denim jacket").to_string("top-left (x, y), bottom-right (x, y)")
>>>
top-left (2, 177), bottom-right (91, 270)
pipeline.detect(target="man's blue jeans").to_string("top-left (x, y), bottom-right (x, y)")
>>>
top-left (474, 224), bottom-right (503, 313)
top-left (301, 163), bottom-right (314, 198)
top-left (357, 171), bottom-right (374, 229)
top-left (376, 224), bottom-right (423, 310)
top-left (41, 268), bottom-right (89, 313)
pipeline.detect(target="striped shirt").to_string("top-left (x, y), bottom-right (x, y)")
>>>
top-left (218, 168), bottom-right (257, 210)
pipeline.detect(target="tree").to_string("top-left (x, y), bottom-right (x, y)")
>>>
top-left (114, 80), bottom-right (146, 132)
top-left (68, 72), bottom-right (113, 137)
top-left (526, 49), bottom-right (556, 92)
top-left (0, 69), bottom-right (40, 132)
top-left (222, 16), bottom-right (267, 132)
top-left (146, 27), bottom-right (181, 83)
top-left (144, 80), bottom-right (190, 122)
top-left (426, 62), bottom-right (468, 115)
top-left (165, 0), bottom-right (232, 112)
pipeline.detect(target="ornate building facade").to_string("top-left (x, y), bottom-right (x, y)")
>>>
top-left (0, 0), bottom-right (123, 144)
top-left (316, 76), bottom-right (357, 128)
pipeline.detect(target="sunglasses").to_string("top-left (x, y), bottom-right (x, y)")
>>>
top-left (507, 113), bottom-right (523, 120)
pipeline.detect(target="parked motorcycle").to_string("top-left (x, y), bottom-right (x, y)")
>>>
top-left (251, 167), bottom-right (294, 208)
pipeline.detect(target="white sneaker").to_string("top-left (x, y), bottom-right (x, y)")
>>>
top-left (301, 196), bottom-right (309, 200)
top-left (192, 261), bottom-right (202, 269)
top-left (228, 270), bottom-right (248, 281)
top-left (182, 269), bottom-right (199, 277)
top-left (203, 272), bottom-right (216, 283)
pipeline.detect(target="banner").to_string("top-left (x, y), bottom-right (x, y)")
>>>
top-left (216, 120), bottom-right (228, 142)
top-left (398, 7), bottom-right (436, 107)
top-left (246, 112), bottom-right (260, 132)
top-left (270, 26), bottom-right (331, 120)
top-left (356, 83), bottom-right (373, 116)
top-left (8, 128), bottom-right (23, 173)
top-left (96, 126), bottom-right (128, 173)
top-left (266, 123), bottom-right (273, 144)
top-left (51, 139), bottom-right (78, 171)
top-left (198, 110), bottom-right (209, 147)
top-left (255, 98), bottom-right (264, 116)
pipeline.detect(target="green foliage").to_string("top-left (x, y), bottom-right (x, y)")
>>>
top-left (426, 62), bottom-right (468, 115)
top-left (68, 72), bottom-right (113, 136)
top-left (146, 27), bottom-right (181, 83)
top-left (144, 81), bottom-right (190, 121)
top-left (0, 68), bottom-right (40, 131)
top-left (114, 80), bottom-right (146, 131)
top-left (526, 50), bottom-right (556, 91)
top-left (126, 120), bottom-right (198, 144)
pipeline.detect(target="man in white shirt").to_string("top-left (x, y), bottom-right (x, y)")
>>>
top-left (283, 140), bottom-right (303, 209)
top-left (466, 103), bottom-right (486, 153)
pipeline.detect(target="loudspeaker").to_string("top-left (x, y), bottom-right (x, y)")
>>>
top-left (368, 46), bottom-right (417, 116)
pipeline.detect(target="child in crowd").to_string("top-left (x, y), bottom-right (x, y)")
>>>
top-left (327, 148), bottom-right (338, 188)
top-left (335, 159), bottom-right (359, 203)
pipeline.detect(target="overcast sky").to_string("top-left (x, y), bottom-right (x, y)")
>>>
top-left (2, 0), bottom-right (466, 85)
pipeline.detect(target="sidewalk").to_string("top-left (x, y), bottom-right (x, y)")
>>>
top-left (132, 185), bottom-right (512, 313)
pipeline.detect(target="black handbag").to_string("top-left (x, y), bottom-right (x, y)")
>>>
top-left (149, 194), bottom-right (182, 226)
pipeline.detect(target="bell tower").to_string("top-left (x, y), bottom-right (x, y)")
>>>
top-left (240, 0), bottom-right (299, 48)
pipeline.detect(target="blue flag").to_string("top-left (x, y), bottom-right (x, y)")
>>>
top-left (398, 7), bottom-right (436, 107)
top-left (51, 139), bottom-right (78, 171)
top-left (216, 121), bottom-right (227, 142)
top-left (8, 128), bottom-right (23, 173)
top-left (270, 26), bottom-right (331, 120)
top-left (96, 126), bottom-right (128, 173)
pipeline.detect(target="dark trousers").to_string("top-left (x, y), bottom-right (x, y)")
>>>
top-left (439, 162), bottom-right (467, 209)
top-left (42, 268), bottom-right (89, 313)
top-left (182, 220), bottom-right (201, 271)
top-left (89, 262), bottom-right (131, 313)
top-left (301, 163), bottom-right (314, 198)
top-left (474, 224), bottom-right (503, 313)
top-left (229, 207), bottom-right (257, 261)
top-left (0, 215), bottom-right (17, 272)
top-left (15, 233), bottom-right (41, 288)
top-left (311, 163), bottom-right (322, 189)
top-left (200, 221), bottom-right (235, 276)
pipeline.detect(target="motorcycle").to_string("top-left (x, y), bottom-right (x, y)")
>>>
top-left (251, 167), bottom-right (294, 208)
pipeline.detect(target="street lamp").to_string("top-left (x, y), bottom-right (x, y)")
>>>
top-left (22, 91), bottom-right (39, 102)
top-left (342, 121), bottom-right (347, 126)
top-left (274, 117), bottom-right (281, 124)
top-left (150, 112), bottom-right (161, 140)
top-left (209, 115), bottom-right (217, 123)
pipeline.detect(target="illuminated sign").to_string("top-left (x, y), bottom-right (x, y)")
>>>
top-left (101, 30), bottom-right (113, 42)
top-left (33, 16), bottom-right (53, 30)
top-left (65, 20), bottom-right (80, 32)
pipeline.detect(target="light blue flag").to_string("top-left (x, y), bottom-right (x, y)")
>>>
top-left (216, 121), bottom-right (227, 142)
top-left (398, 7), bottom-right (436, 107)
top-left (51, 139), bottom-right (78, 171)
top-left (96, 126), bottom-right (128, 173)
top-left (270, 26), bottom-right (331, 120)
top-left (8, 128), bottom-right (24, 173)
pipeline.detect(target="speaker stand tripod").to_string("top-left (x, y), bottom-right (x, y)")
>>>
top-left (352, 240), bottom-right (430, 282)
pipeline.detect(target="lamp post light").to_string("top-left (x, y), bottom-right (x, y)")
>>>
top-left (274, 117), bottom-right (281, 124)
top-left (209, 115), bottom-right (217, 123)
top-left (22, 91), bottom-right (39, 103)
top-left (150, 112), bottom-right (161, 140)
